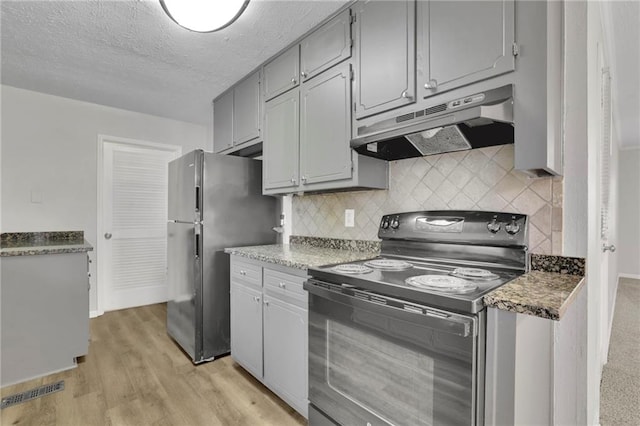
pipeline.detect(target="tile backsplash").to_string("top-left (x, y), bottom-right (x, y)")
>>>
top-left (292, 145), bottom-right (563, 255)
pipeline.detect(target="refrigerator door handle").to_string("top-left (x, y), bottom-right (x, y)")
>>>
top-left (195, 233), bottom-right (200, 259)
top-left (195, 186), bottom-right (201, 213)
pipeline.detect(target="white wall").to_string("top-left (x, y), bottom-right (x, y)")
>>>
top-left (617, 148), bottom-right (640, 277)
top-left (1, 85), bottom-right (210, 314)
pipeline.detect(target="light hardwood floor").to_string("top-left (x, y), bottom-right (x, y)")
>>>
top-left (1, 303), bottom-right (306, 426)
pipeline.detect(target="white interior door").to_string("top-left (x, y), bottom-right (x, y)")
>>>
top-left (100, 137), bottom-right (181, 311)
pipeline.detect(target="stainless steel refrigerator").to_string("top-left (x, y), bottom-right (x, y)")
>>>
top-left (166, 150), bottom-right (276, 363)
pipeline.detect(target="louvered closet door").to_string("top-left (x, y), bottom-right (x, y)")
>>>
top-left (102, 141), bottom-right (180, 311)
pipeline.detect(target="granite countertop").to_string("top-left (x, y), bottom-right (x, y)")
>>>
top-left (484, 254), bottom-right (586, 321)
top-left (225, 237), bottom-right (380, 271)
top-left (0, 231), bottom-right (93, 257)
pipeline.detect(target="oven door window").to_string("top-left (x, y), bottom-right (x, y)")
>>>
top-left (309, 292), bottom-right (477, 426)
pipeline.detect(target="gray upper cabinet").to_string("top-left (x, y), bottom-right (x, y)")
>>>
top-left (213, 89), bottom-right (233, 153)
top-left (418, 0), bottom-right (515, 98)
top-left (213, 70), bottom-right (261, 154)
top-left (263, 45), bottom-right (300, 101)
top-left (233, 71), bottom-right (261, 145)
top-left (300, 9), bottom-right (352, 83)
top-left (352, 0), bottom-right (416, 120)
top-left (263, 89), bottom-right (300, 191)
top-left (300, 62), bottom-right (352, 185)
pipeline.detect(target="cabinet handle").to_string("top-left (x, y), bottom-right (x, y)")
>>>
top-left (424, 79), bottom-right (438, 89)
top-left (301, 176), bottom-right (307, 183)
top-left (401, 90), bottom-right (413, 100)
top-left (278, 282), bottom-right (286, 289)
top-left (254, 296), bottom-right (261, 303)
top-left (240, 270), bottom-right (246, 275)
top-left (301, 71), bottom-right (308, 78)
top-left (291, 77), bottom-right (297, 85)
top-left (291, 177), bottom-right (297, 184)
top-left (264, 300), bottom-right (270, 306)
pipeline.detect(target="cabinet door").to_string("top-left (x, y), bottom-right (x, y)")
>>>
top-left (213, 90), bottom-right (234, 152)
top-left (263, 295), bottom-right (308, 417)
top-left (263, 89), bottom-right (300, 191)
top-left (233, 70), bottom-right (261, 145)
top-left (230, 282), bottom-right (263, 378)
top-left (263, 45), bottom-right (300, 101)
top-left (353, 0), bottom-right (416, 120)
top-left (418, 0), bottom-right (515, 98)
top-left (300, 62), bottom-right (352, 186)
top-left (300, 9), bottom-right (352, 83)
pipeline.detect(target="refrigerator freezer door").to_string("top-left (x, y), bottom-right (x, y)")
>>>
top-left (166, 220), bottom-right (202, 361)
top-left (168, 149), bottom-right (202, 223)
top-left (200, 153), bottom-right (277, 360)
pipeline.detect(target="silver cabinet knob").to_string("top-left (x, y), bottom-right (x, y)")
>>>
top-left (104, 233), bottom-right (112, 240)
top-left (240, 270), bottom-right (246, 276)
top-left (278, 282), bottom-right (286, 289)
top-left (401, 90), bottom-right (413, 100)
top-left (424, 79), bottom-right (438, 89)
top-left (264, 300), bottom-right (270, 306)
top-left (301, 176), bottom-right (307, 183)
top-left (253, 296), bottom-right (260, 303)
top-left (301, 71), bottom-right (308, 78)
top-left (291, 77), bottom-right (297, 84)
top-left (602, 244), bottom-right (616, 253)
top-left (291, 177), bottom-right (297, 184)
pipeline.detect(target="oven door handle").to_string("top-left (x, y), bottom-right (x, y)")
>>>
top-left (305, 279), bottom-right (473, 337)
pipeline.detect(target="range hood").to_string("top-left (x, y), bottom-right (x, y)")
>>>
top-left (351, 85), bottom-right (514, 161)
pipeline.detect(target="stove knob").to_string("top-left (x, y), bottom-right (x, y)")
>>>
top-left (505, 217), bottom-right (521, 235)
top-left (390, 217), bottom-right (400, 229)
top-left (381, 218), bottom-right (390, 229)
top-left (487, 218), bottom-right (501, 234)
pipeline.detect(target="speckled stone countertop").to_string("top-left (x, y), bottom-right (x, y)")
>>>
top-left (0, 231), bottom-right (93, 257)
top-left (484, 255), bottom-right (586, 321)
top-left (225, 236), bottom-right (380, 270)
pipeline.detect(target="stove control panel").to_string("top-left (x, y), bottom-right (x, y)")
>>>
top-left (378, 211), bottom-right (528, 247)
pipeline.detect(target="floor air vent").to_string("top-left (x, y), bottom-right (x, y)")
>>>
top-left (1, 380), bottom-right (64, 409)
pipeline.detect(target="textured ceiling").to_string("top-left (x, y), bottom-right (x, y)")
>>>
top-left (0, 0), bottom-right (349, 125)
top-left (1, 0), bottom-right (637, 149)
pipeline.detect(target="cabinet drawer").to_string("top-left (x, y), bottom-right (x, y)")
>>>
top-left (230, 258), bottom-right (262, 289)
top-left (264, 269), bottom-right (307, 307)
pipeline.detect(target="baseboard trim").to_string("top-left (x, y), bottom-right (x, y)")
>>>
top-left (618, 273), bottom-right (640, 280)
top-left (90, 310), bottom-right (103, 318)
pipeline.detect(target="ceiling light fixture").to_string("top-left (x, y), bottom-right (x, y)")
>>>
top-left (160, 0), bottom-right (250, 33)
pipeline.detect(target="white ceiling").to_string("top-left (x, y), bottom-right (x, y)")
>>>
top-left (0, 0), bottom-right (349, 126)
top-left (1, 0), bottom-right (638, 149)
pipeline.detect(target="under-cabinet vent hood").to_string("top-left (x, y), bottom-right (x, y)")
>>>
top-left (351, 85), bottom-right (514, 161)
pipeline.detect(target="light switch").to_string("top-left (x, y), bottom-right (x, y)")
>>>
top-left (31, 191), bottom-right (43, 204)
top-left (345, 209), bottom-right (355, 227)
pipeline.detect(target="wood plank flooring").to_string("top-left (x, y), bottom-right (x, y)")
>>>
top-left (1, 303), bottom-right (306, 426)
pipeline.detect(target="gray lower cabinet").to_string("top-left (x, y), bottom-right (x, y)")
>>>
top-left (0, 252), bottom-right (89, 387)
top-left (229, 256), bottom-right (309, 418)
top-left (213, 70), bottom-right (262, 154)
top-left (417, 0), bottom-right (516, 99)
top-left (352, 0), bottom-right (416, 120)
top-left (263, 62), bottom-right (388, 195)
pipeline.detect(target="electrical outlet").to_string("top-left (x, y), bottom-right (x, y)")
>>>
top-left (345, 209), bottom-right (355, 227)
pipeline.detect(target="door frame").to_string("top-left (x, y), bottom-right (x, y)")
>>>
top-left (96, 134), bottom-right (181, 316)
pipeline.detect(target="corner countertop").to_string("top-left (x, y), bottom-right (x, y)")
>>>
top-left (484, 254), bottom-right (586, 321)
top-left (224, 244), bottom-right (379, 270)
top-left (0, 231), bottom-right (93, 257)
top-left (225, 236), bottom-right (380, 271)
